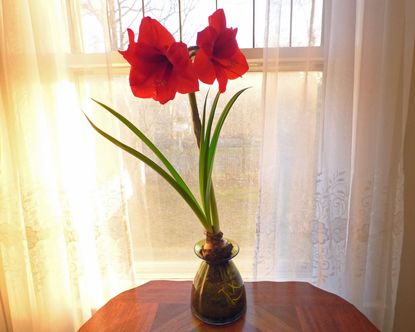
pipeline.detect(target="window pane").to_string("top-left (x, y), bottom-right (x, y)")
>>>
top-left (77, 0), bottom-right (324, 52)
top-left (218, 0), bottom-right (253, 48)
top-left (79, 0), bottom-right (183, 52)
top-left (79, 70), bottom-right (322, 279)
top-left (114, 0), bottom-right (144, 50)
top-left (144, 0), bottom-right (180, 41)
top-left (255, 0), bottom-right (323, 47)
top-left (279, 0), bottom-right (293, 47)
top-left (80, 0), bottom-right (107, 52)
top-left (82, 73), bottom-right (262, 277)
top-left (292, 0), bottom-right (323, 46)
top-left (182, 0), bottom-right (216, 46)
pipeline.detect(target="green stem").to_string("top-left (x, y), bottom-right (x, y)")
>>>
top-left (188, 92), bottom-right (202, 148)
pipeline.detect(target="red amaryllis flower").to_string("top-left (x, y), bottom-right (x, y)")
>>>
top-left (119, 17), bottom-right (199, 104)
top-left (194, 9), bottom-right (249, 93)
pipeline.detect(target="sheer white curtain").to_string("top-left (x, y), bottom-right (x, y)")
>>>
top-left (0, 1), bottom-right (137, 331)
top-left (255, 0), bottom-right (415, 331)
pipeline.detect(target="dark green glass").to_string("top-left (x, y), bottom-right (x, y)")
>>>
top-left (191, 238), bottom-right (246, 325)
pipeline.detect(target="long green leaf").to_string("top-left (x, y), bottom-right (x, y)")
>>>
top-left (202, 92), bottom-right (221, 226)
top-left (205, 92), bottom-right (221, 144)
top-left (91, 99), bottom-right (200, 212)
top-left (198, 92), bottom-right (209, 208)
top-left (209, 184), bottom-right (219, 232)
top-left (84, 113), bottom-right (211, 231)
top-left (204, 88), bottom-right (249, 217)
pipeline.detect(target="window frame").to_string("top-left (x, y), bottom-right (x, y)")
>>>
top-left (66, 47), bottom-right (324, 74)
top-left (64, 0), bottom-right (328, 74)
top-left (63, 0), bottom-right (329, 281)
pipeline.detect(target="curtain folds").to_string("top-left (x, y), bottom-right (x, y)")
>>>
top-left (0, 1), bottom-right (136, 330)
top-left (255, 0), bottom-right (415, 331)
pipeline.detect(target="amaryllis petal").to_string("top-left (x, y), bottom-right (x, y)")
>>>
top-left (127, 28), bottom-right (135, 44)
top-left (174, 63), bottom-right (199, 94)
top-left (129, 67), bottom-right (154, 98)
top-left (215, 66), bottom-right (229, 93)
top-left (119, 17), bottom-right (198, 104)
top-left (216, 50), bottom-right (249, 80)
top-left (167, 42), bottom-right (190, 66)
top-left (194, 49), bottom-right (216, 85)
top-left (156, 84), bottom-right (177, 105)
top-left (196, 27), bottom-right (216, 57)
top-left (193, 9), bottom-right (248, 92)
top-left (119, 29), bottom-right (140, 66)
top-left (208, 8), bottom-right (227, 32)
top-left (133, 44), bottom-right (166, 77)
top-left (138, 17), bottom-right (175, 48)
top-left (213, 28), bottom-right (238, 58)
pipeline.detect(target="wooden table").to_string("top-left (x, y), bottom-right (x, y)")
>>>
top-left (79, 281), bottom-right (379, 331)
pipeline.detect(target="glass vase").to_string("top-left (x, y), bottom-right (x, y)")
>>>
top-left (191, 233), bottom-right (246, 325)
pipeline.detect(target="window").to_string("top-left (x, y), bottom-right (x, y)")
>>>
top-left (65, 0), bottom-right (325, 280)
